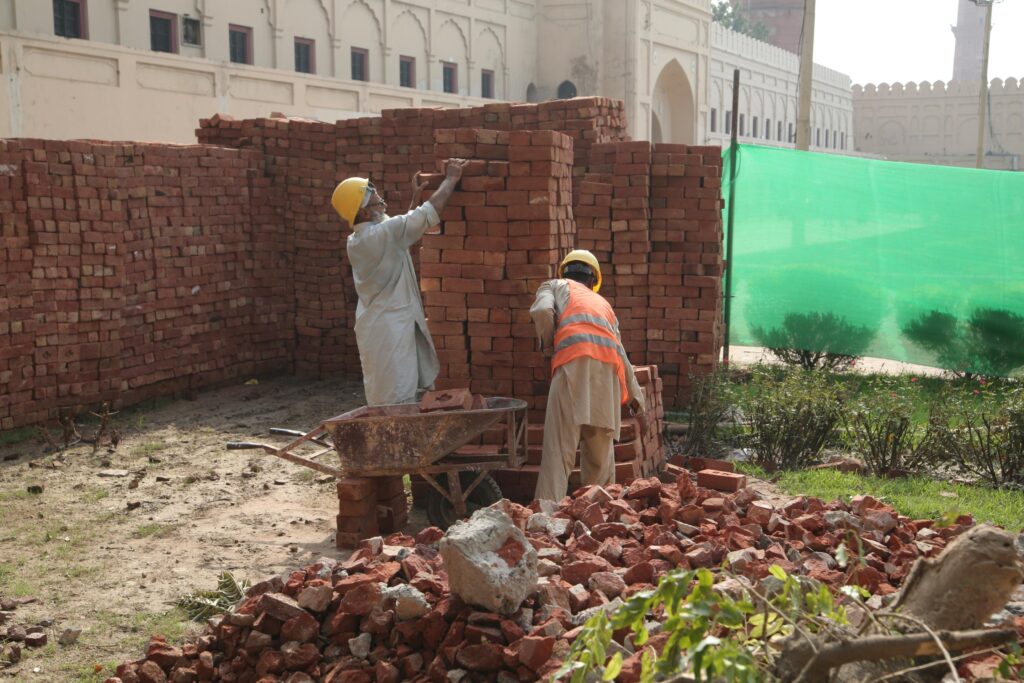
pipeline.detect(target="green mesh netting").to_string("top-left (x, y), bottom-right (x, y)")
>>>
top-left (722, 144), bottom-right (1024, 376)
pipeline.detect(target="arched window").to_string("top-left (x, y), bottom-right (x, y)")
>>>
top-left (526, 82), bottom-right (538, 102)
top-left (557, 80), bottom-right (577, 99)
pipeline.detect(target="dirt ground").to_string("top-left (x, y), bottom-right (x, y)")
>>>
top-left (0, 375), bottom-right (433, 682)
top-left (0, 351), bottom-right (939, 683)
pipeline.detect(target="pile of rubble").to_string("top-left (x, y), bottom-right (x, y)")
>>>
top-left (107, 471), bottom-right (979, 683)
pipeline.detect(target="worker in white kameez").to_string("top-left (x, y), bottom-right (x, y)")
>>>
top-left (531, 250), bottom-right (647, 502)
top-left (331, 158), bottom-right (468, 406)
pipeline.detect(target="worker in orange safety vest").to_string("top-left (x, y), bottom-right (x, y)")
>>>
top-left (530, 250), bottom-right (647, 502)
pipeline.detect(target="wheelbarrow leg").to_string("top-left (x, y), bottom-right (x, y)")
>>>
top-left (447, 471), bottom-right (468, 518)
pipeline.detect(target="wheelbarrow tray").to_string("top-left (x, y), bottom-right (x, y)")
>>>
top-left (322, 397), bottom-right (527, 476)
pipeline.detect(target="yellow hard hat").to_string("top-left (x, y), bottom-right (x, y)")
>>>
top-left (558, 249), bottom-right (602, 292)
top-left (331, 177), bottom-right (372, 227)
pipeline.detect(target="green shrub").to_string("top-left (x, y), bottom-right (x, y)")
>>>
top-left (741, 369), bottom-right (845, 470)
top-left (678, 367), bottom-right (737, 456)
top-left (842, 378), bottom-right (936, 475)
top-left (928, 387), bottom-right (1024, 488)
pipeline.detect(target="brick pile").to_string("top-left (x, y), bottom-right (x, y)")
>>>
top-left (120, 144), bottom-right (264, 403)
top-left (335, 476), bottom-right (409, 549)
top-left (0, 141), bottom-right (33, 430)
top-left (4, 99), bottom-right (722, 430)
top-left (647, 144), bottom-right (725, 403)
top-left (0, 138), bottom-right (284, 430)
top-left (195, 99), bottom-right (626, 388)
top-left (582, 142), bottom-right (652, 361)
top-left (420, 128), bottom-right (575, 410)
top-left (108, 473), bottom-right (979, 683)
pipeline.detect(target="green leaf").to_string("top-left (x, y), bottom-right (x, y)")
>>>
top-left (602, 652), bottom-right (623, 681)
top-left (769, 564), bottom-right (788, 580)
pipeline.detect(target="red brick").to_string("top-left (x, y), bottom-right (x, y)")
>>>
top-left (696, 469), bottom-right (746, 493)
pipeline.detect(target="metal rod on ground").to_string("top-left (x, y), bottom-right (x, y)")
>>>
top-left (795, 0), bottom-right (816, 151)
top-left (976, 0), bottom-right (994, 168)
top-left (722, 68), bottom-right (740, 366)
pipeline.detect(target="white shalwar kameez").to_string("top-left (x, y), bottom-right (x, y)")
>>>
top-left (347, 202), bottom-right (441, 406)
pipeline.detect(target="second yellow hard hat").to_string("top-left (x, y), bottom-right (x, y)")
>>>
top-left (558, 249), bottom-right (602, 292)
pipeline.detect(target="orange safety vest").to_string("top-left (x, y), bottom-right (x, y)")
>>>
top-left (551, 280), bottom-right (629, 404)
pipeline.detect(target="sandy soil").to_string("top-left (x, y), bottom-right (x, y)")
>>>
top-left (0, 375), bottom-right (427, 682)
top-left (729, 345), bottom-right (945, 376)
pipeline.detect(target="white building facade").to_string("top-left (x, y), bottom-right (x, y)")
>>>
top-left (706, 23), bottom-right (854, 153)
top-left (1, 0), bottom-right (855, 154)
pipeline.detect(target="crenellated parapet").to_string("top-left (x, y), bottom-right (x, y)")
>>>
top-left (854, 77), bottom-right (1024, 98)
top-left (852, 76), bottom-right (1024, 169)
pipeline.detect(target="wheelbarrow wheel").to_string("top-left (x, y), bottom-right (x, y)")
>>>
top-left (426, 471), bottom-right (503, 530)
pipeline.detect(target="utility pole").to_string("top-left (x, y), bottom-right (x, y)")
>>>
top-left (975, 0), bottom-right (994, 168)
top-left (795, 0), bottom-right (816, 151)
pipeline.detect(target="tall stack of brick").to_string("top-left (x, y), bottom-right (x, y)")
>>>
top-left (0, 137), bottom-right (289, 429)
top-left (119, 144), bottom-right (263, 406)
top-left (573, 174), bottom-right (615, 266)
top-left (525, 98), bottom-right (629, 196)
top-left (421, 128), bottom-right (575, 415)
top-left (282, 120), bottom-right (348, 377)
top-left (647, 144), bottom-right (725, 403)
top-left (584, 142), bottom-right (652, 361)
top-left (1, 100), bottom-right (724, 432)
top-left (0, 141), bottom-right (33, 429)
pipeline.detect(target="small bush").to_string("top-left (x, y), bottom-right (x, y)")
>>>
top-left (678, 367), bottom-right (737, 456)
top-left (741, 369), bottom-right (846, 470)
top-left (751, 312), bottom-right (875, 371)
top-left (928, 387), bottom-right (1024, 488)
top-left (842, 378), bottom-right (936, 475)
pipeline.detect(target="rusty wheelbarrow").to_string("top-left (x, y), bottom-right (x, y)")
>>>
top-left (227, 397), bottom-right (528, 529)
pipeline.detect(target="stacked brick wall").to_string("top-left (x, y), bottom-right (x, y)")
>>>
top-left (584, 142), bottom-right (653, 362)
top-left (196, 97), bottom-right (627, 384)
top-left (2, 99), bottom-right (720, 431)
top-left (0, 142), bottom-right (33, 430)
top-left (648, 144), bottom-right (724, 403)
top-left (576, 141), bottom-right (725, 405)
top-left (420, 128), bottom-right (575, 416)
top-left (0, 139), bottom-right (287, 430)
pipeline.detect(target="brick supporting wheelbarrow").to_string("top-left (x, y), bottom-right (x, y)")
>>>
top-left (226, 397), bottom-right (528, 529)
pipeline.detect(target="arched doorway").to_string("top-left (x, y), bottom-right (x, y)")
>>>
top-left (651, 113), bottom-right (664, 143)
top-left (526, 82), bottom-right (538, 102)
top-left (557, 80), bottom-right (577, 99)
top-left (651, 60), bottom-right (695, 144)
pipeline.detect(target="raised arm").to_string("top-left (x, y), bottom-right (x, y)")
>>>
top-left (427, 158), bottom-right (468, 215)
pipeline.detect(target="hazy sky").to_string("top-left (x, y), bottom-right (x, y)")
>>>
top-left (813, 0), bottom-right (1023, 85)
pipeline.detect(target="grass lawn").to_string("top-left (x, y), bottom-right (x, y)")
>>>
top-left (739, 463), bottom-right (1024, 530)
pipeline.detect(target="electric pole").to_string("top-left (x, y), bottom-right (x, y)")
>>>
top-left (975, 0), bottom-right (994, 168)
top-left (795, 0), bottom-right (816, 151)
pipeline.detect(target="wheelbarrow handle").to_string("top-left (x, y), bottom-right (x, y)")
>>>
top-left (226, 441), bottom-right (268, 450)
top-left (269, 428), bottom-right (306, 438)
